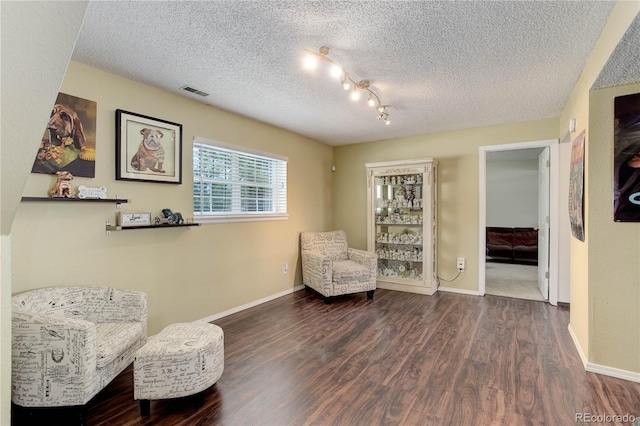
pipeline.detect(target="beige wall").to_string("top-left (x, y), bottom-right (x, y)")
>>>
top-left (11, 62), bottom-right (334, 334)
top-left (333, 118), bottom-right (558, 292)
top-left (558, 0), bottom-right (640, 370)
top-left (588, 82), bottom-right (640, 373)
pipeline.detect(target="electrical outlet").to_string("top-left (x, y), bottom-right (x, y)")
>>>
top-left (283, 263), bottom-right (289, 274)
top-left (456, 257), bottom-right (465, 272)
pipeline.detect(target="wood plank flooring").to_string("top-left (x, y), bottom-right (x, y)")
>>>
top-left (16, 289), bottom-right (640, 425)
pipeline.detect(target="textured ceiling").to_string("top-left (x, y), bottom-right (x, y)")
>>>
top-left (72, 1), bottom-right (619, 146)
top-left (593, 14), bottom-right (640, 89)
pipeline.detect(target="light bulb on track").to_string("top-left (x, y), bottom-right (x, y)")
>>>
top-left (303, 46), bottom-right (391, 124)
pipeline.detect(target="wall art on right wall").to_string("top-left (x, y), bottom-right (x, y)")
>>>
top-left (569, 130), bottom-right (585, 241)
top-left (613, 92), bottom-right (640, 222)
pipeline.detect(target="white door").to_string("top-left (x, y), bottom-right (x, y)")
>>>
top-left (538, 148), bottom-right (550, 299)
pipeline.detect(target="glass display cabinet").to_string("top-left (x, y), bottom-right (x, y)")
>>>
top-left (366, 158), bottom-right (438, 295)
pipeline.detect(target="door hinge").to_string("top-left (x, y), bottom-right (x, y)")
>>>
top-left (545, 271), bottom-right (549, 279)
top-left (546, 160), bottom-right (550, 168)
top-left (545, 216), bottom-right (550, 223)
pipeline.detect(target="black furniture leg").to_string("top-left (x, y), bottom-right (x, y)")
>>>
top-left (367, 290), bottom-right (375, 300)
top-left (77, 405), bottom-right (88, 426)
top-left (194, 392), bottom-right (205, 408)
top-left (12, 403), bottom-right (88, 426)
top-left (139, 399), bottom-right (150, 417)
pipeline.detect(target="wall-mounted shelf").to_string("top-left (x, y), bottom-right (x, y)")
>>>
top-left (105, 223), bottom-right (200, 234)
top-left (22, 197), bottom-right (129, 204)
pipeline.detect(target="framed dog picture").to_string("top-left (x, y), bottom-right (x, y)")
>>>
top-left (32, 93), bottom-right (97, 178)
top-left (116, 109), bottom-right (182, 184)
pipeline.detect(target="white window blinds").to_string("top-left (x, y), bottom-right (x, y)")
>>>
top-left (193, 138), bottom-right (287, 223)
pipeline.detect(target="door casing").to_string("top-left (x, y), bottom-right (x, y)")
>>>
top-left (479, 139), bottom-right (559, 305)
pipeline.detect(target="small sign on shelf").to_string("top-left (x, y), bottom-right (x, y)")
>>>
top-left (117, 212), bottom-right (152, 227)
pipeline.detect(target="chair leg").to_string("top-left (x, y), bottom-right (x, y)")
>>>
top-left (194, 391), bottom-right (205, 408)
top-left (77, 405), bottom-right (88, 426)
top-left (12, 403), bottom-right (88, 425)
top-left (139, 399), bottom-right (151, 417)
top-left (367, 290), bottom-right (375, 300)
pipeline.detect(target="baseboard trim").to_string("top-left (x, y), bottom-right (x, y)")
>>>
top-left (567, 323), bottom-right (588, 368)
top-left (197, 285), bottom-right (305, 323)
top-left (566, 324), bottom-right (639, 383)
top-left (438, 286), bottom-right (482, 296)
top-left (586, 363), bottom-right (640, 383)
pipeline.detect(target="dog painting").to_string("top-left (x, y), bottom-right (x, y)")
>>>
top-left (31, 93), bottom-right (97, 178)
top-left (116, 109), bottom-right (182, 184)
top-left (130, 128), bottom-right (166, 173)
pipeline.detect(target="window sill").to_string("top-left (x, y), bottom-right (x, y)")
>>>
top-left (195, 214), bottom-right (288, 224)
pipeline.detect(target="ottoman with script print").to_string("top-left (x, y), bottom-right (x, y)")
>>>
top-left (133, 322), bottom-right (224, 416)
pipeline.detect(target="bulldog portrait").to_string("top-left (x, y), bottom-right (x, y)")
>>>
top-left (130, 128), bottom-right (166, 173)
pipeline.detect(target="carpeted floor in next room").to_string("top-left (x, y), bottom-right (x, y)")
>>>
top-left (485, 261), bottom-right (546, 301)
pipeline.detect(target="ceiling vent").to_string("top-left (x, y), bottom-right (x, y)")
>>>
top-left (180, 85), bottom-right (210, 97)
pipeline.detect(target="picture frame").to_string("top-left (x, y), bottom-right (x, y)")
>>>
top-left (613, 92), bottom-right (640, 222)
top-left (569, 130), bottom-right (585, 241)
top-left (32, 92), bottom-right (97, 178)
top-left (116, 109), bottom-right (182, 184)
top-left (117, 212), bottom-right (152, 227)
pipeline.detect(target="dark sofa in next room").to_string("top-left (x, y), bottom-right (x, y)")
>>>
top-left (486, 227), bottom-right (538, 265)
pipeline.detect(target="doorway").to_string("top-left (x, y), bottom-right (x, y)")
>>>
top-left (479, 140), bottom-right (559, 305)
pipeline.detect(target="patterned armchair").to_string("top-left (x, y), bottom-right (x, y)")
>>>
top-left (301, 230), bottom-right (377, 303)
top-left (11, 286), bottom-right (147, 418)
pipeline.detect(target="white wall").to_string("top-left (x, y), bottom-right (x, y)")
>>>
top-left (486, 159), bottom-right (539, 227)
top-left (0, 2), bottom-right (89, 423)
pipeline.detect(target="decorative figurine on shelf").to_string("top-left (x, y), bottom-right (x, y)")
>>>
top-left (405, 188), bottom-right (415, 207)
top-left (49, 171), bottom-right (75, 198)
top-left (161, 208), bottom-right (184, 224)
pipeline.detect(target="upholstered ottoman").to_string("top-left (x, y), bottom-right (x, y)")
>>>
top-left (133, 322), bottom-right (224, 416)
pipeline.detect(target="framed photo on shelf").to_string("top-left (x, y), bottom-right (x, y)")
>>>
top-left (117, 212), bottom-right (152, 227)
top-left (116, 109), bottom-right (182, 184)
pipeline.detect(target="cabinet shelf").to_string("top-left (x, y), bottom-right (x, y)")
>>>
top-left (22, 197), bottom-right (129, 204)
top-left (378, 183), bottom-right (423, 188)
top-left (378, 258), bottom-right (423, 262)
top-left (375, 222), bottom-right (423, 227)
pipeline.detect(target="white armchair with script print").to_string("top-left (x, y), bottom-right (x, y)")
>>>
top-left (300, 230), bottom-right (377, 303)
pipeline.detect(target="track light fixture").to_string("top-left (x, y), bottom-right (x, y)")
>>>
top-left (303, 46), bottom-right (390, 125)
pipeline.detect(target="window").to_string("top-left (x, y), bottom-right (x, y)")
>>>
top-left (193, 138), bottom-right (287, 223)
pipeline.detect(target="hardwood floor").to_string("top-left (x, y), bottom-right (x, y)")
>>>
top-left (16, 289), bottom-right (640, 425)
